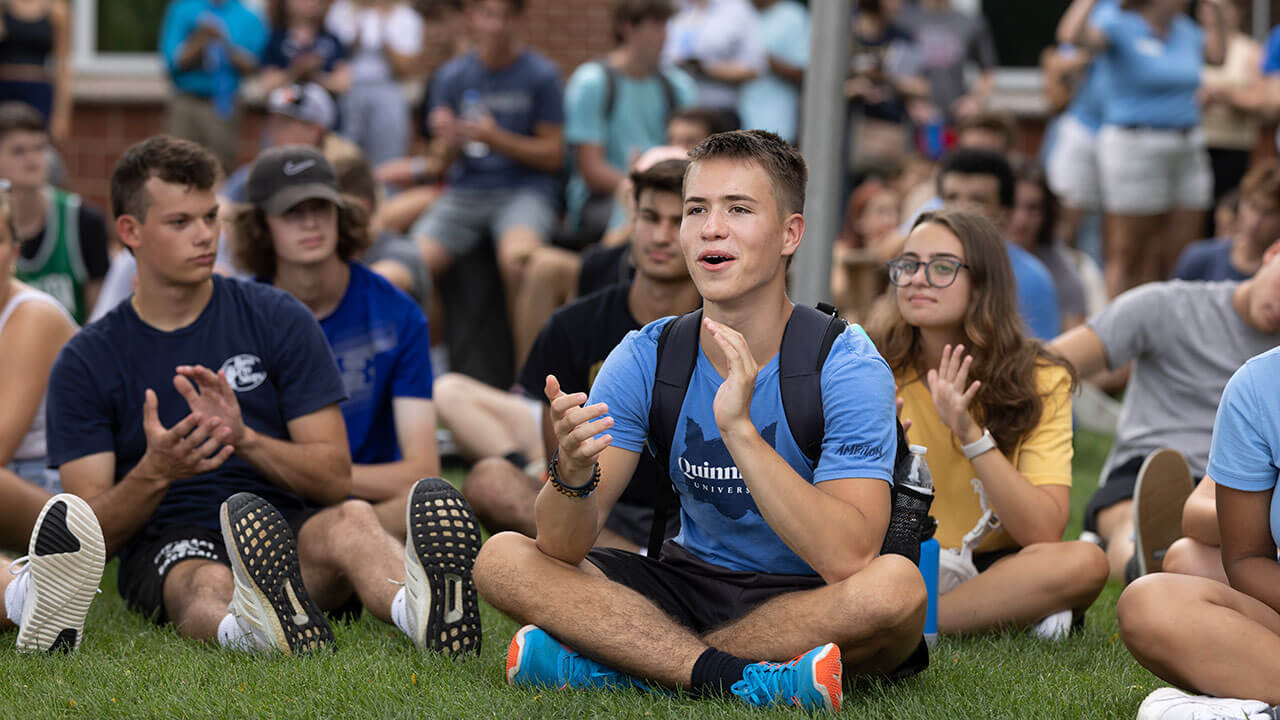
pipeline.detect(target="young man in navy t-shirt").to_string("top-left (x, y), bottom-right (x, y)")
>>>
top-left (476, 131), bottom-right (926, 712)
top-left (45, 137), bottom-right (481, 657)
top-left (229, 145), bottom-right (440, 541)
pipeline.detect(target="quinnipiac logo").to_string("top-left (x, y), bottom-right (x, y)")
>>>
top-left (220, 354), bottom-right (268, 393)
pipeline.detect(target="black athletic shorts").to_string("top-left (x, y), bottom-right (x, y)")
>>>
top-left (601, 501), bottom-right (680, 549)
top-left (116, 505), bottom-right (362, 625)
top-left (1083, 455), bottom-right (1204, 533)
top-left (586, 541), bottom-right (929, 679)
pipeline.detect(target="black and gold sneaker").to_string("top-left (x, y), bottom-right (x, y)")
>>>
top-left (11, 494), bottom-right (106, 653)
top-left (219, 493), bottom-right (333, 655)
top-left (404, 478), bottom-right (482, 655)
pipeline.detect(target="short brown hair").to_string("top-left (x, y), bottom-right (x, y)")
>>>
top-left (1239, 159), bottom-right (1280, 208)
top-left (332, 153), bottom-right (380, 211)
top-left (229, 197), bottom-right (371, 278)
top-left (957, 110), bottom-right (1019, 153)
top-left (0, 101), bottom-right (47, 143)
top-left (613, 0), bottom-right (674, 42)
top-left (110, 135), bottom-right (221, 220)
top-left (631, 157), bottom-right (688, 206)
top-left (687, 129), bottom-right (807, 217)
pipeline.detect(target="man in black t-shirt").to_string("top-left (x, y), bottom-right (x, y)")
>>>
top-left (44, 137), bottom-right (481, 657)
top-left (434, 159), bottom-right (701, 551)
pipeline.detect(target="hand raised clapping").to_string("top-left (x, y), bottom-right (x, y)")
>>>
top-left (705, 318), bottom-right (758, 436)
top-left (926, 343), bottom-right (982, 444)
top-left (544, 375), bottom-right (613, 477)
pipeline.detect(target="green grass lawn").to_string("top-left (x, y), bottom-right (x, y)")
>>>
top-left (1, 431), bottom-right (1162, 719)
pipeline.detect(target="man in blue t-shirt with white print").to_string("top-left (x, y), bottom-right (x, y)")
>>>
top-left (475, 130), bottom-right (926, 713)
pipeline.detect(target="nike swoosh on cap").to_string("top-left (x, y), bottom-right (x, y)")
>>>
top-left (283, 160), bottom-right (316, 176)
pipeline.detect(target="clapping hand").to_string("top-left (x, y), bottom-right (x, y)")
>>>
top-left (544, 375), bottom-right (613, 477)
top-left (174, 365), bottom-right (248, 447)
top-left (926, 343), bottom-right (982, 444)
top-left (139, 389), bottom-right (235, 482)
top-left (706, 318), bottom-right (758, 437)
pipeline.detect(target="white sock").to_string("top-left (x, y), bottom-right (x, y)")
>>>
top-left (4, 570), bottom-right (29, 626)
top-left (1030, 609), bottom-right (1072, 641)
top-left (217, 612), bottom-right (266, 652)
top-left (390, 587), bottom-right (413, 639)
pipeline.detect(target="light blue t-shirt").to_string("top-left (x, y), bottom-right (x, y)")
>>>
top-left (1007, 241), bottom-right (1061, 340)
top-left (1098, 10), bottom-right (1202, 129)
top-left (588, 316), bottom-right (898, 576)
top-left (1206, 346), bottom-right (1280, 550)
top-left (562, 61), bottom-right (695, 227)
top-left (159, 0), bottom-right (268, 98)
top-left (738, 0), bottom-right (809, 143)
top-left (1064, 0), bottom-right (1118, 131)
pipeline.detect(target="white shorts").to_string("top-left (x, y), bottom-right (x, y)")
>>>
top-left (1098, 126), bottom-right (1213, 215)
top-left (1046, 115), bottom-right (1103, 212)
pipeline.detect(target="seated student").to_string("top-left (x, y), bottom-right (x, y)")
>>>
top-left (868, 210), bottom-right (1107, 638)
top-left (229, 146), bottom-right (440, 540)
top-left (258, 0), bottom-right (351, 96)
top-left (1007, 161), bottom-right (1089, 331)
top-left (438, 158), bottom-right (701, 552)
top-left (1051, 240), bottom-right (1280, 582)
top-left (1117, 346), bottom-right (1280, 720)
top-left (47, 136), bottom-right (480, 657)
top-left (475, 130), bottom-right (926, 712)
top-left (1174, 159), bottom-right (1280, 282)
top-left (935, 148), bottom-right (1061, 340)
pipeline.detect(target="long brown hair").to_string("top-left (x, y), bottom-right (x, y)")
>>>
top-left (228, 196), bottom-right (371, 279)
top-left (866, 210), bottom-right (1077, 453)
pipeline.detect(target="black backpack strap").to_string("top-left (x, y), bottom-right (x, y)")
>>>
top-left (779, 303), bottom-right (847, 466)
top-left (645, 309), bottom-right (702, 558)
top-left (657, 70), bottom-right (678, 123)
top-left (598, 59), bottom-right (619, 119)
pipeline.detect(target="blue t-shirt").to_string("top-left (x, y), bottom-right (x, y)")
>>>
top-left (261, 28), bottom-right (346, 73)
top-left (1064, 1), bottom-right (1118, 131)
top-left (1007, 241), bottom-right (1061, 340)
top-left (1174, 238), bottom-right (1253, 282)
top-left (46, 276), bottom-right (346, 536)
top-left (1205, 346), bottom-right (1280, 550)
top-left (738, 0), bottom-right (809, 143)
top-left (314, 263), bottom-right (433, 465)
top-left (160, 0), bottom-right (268, 97)
top-left (1263, 25), bottom-right (1280, 73)
top-left (562, 61), bottom-right (695, 227)
top-left (428, 49), bottom-right (565, 201)
top-left (1098, 10), bottom-right (1202, 129)
top-left (588, 317), bottom-right (898, 576)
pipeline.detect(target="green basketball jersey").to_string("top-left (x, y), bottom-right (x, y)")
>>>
top-left (15, 187), bottom-right (88, 324)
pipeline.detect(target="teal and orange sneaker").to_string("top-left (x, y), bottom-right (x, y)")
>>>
top-left (505, 625), bottom-right (650, 692)
top-left (730, 643), bottom-right (843, 713)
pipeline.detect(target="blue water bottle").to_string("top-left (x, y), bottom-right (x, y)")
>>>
top-left (906, 444), bottom-right (939, 647)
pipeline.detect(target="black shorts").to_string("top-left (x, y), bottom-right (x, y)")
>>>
top-left (1083, 455), bottom-right (1203, 533)
top-left (117, 506), bottom-right (361, 625)
top-left (601, 501), bottom-right (680, 549)
top-left (973, 547), bottom-right (1019, 573)
top-left (586, 541), bottom-right (929, 679)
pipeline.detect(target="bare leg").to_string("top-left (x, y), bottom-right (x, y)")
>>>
top-left (513, 247), bottom-right (581, 365)
top-left (368, 259), bottom-right (415, 297)
top-left (372, 494), bottom-right (409, 542)
top-left (164, 559), bottom-right (236, 642)
top-left (1119, 572), bottom-right (1280, 704)
top-left (418, 235), bottom-right (455, 278)
top-left (1097, 499), bottom-right (1135, 581)
top-left (1162, 537), bottom-right (1228, 584)
top-left (1104, 213), bottom-right (1165, 298)
top-left (938, 541), bottom-right (1109, 635)
top-left (496, 227), bottom-right (545, 338)
top-left (296, 500), bottom-right (405, 623)
top-left (0, 551), bottom-right (14, 629)
top-left (1164, 209), bottom-right (1206, 280)
top-left (433, 374), bottom-right (543, 463)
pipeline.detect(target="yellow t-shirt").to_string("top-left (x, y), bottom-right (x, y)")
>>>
top-left (896, 363), bottom-right (1073, 553)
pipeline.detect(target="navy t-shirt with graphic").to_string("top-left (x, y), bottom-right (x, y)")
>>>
top-left (46, 276), bottom-right (347, 542)
top-left (587, 314), bottom-right (898, 575)
top-left (313, 262), bottom-right (433, 465)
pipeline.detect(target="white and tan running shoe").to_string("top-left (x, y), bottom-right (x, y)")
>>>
top-left (403, 477), bottom-right (482, 655)
top-left (10, 493), bottom-right (106, 653)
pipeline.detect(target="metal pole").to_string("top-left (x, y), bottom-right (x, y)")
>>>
top-left (1255, 0), bottom-right (1270, 42)
top-left (793, 0), bottom-right (852, 307)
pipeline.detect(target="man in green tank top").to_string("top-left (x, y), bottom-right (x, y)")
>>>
top-left (0, 102), bottom-right (109, 324)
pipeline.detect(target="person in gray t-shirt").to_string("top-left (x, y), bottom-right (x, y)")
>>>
top-left (1052, 246), bottom-right (1280, 582)
top-left (895, 0), bottom-right (997, 122)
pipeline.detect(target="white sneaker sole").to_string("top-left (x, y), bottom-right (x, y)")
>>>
top-left (16, 494), bottom-right (106, 653)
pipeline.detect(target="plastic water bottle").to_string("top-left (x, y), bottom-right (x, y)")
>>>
top-left (905, 444), bottom-right (939, 648)
top-left (460, 89), bottom-right (490, 159)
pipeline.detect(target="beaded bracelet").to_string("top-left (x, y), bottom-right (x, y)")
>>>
top-left (547, 449), bottom-right (601, 499)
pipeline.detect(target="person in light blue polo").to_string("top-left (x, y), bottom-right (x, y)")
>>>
top-left (737, 0), bottom-right (808, 144)
top-left (159, 0), bottom-right (268, 173)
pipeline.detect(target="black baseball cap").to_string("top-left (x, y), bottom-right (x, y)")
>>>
top-left (247, 145), bottom-right (341, 216)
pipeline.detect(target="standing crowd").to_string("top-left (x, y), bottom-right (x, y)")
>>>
top-left (1, 0), bottom-right (1280, 717)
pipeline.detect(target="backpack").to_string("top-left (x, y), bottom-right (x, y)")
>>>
top-left (641, 303), bottom-right (922, 561)
top-left (596, 58), bottom-right (679, 124)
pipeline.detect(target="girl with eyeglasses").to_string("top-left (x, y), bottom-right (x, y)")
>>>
top-left (867, 209), bottom-right (1107, 638)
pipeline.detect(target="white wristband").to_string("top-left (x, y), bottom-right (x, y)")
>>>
top-left (962, 428), bottom-right (997, 460)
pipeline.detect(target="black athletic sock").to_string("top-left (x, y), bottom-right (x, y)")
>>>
top-left (503, 451), bottom-right (530, 471)
top-left (690, 647), bottom-right (753, 697)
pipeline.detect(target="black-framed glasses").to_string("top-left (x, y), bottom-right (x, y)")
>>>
top-left (887, 257), bottom-right (968, 288)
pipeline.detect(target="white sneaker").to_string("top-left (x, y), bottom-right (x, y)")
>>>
top-left (11, 494), bottom-right (106, 653)
top-left (403, 477), bottom-right (482, 655)
top-left (1030, 609), bottom-right (1073, 641)
top-left (220, 492), bottom-right (333, 655)
top-left (1137, 687), bottom-right (1276, 720)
